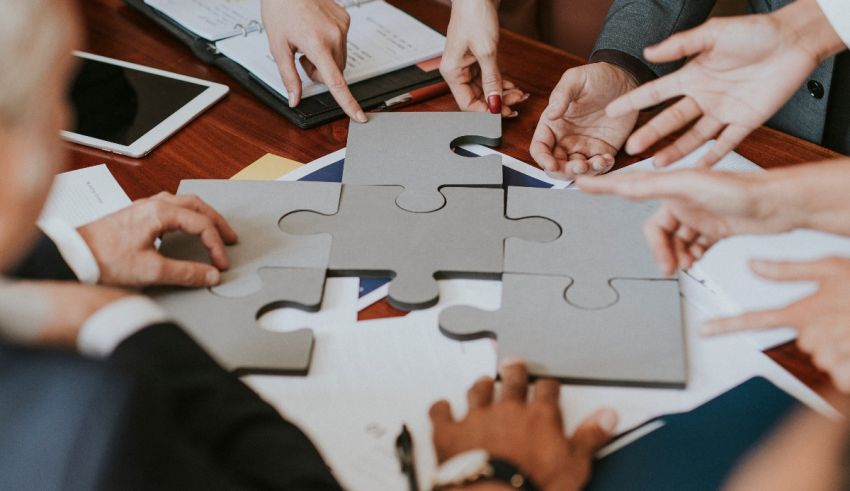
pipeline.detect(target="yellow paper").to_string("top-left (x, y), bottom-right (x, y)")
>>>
top-left (231, 153), bottom-right (303, 181)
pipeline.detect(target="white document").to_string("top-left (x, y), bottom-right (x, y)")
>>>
top-left (38, 164), bottom-right (132, 227)
top-left (216, 0), bottom-right (445, 99)
top-left (616, 142), bottom-right (850, 350)
top-left (145, 0), bottom-right (261, 41)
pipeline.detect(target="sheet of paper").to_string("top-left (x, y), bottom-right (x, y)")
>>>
top-left (230, 153), bottom-right (303, 181)
top-left (216, 0), bottom-right (445, 99)
top-left (145, 0), bottom-right (261, 41)
top-left (616, 142), bottom-right (850, 350)
top-left (38, 164), bottom-right (132, 227)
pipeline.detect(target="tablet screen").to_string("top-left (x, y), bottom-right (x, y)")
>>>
top-left (68, 57), bottom-right (208, 146)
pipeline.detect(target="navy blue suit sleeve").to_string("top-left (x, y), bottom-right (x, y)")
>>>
top-left (9, 233), bottom-right (77, 281)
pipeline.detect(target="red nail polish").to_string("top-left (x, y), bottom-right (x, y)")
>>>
top-left (487, 93), bottom-right (502, 114)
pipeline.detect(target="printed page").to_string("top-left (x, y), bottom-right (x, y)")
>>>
top-left (39, 164), bottom-right (132, 228)
top-left (145, 0), bottom-right (261, 41)
top-left (216, 0), bottom-right (445, 99)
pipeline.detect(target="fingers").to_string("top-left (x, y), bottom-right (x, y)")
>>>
top-left (607, 73), bottom-right (684, 118)
top-left (572, 408), bottom-right (618, 457)
top-left (152, 193), bottom-right (238, 244)
top-left (307, 51), bottom-right (366, 122)
top-left (695, 124), bottom-right (752, 168)
top-left (154, 203), bottom-right (230, 271)
top-left (625, 97), bottom-right (702, 156)
top-left (429, 399), bottom-right (455, 429)
top-left (499, 358), bottom-right (529, 403)
top-left (643, 22), bottom-right (716, 63)
top-left (653, 115), bottom-right (724, 167)
top-left (474, 49), bottom-right (503, 114)
top-left (467, 376), bottom-right (495, 409)
top-left (701, 306), bottom-right (796, 336)
top-left (272, 47), bottom-right (303, 108)
top-left (750, 258), bottom-right (840, 282)
top-left (147, 256), bottom-right (222, 287)
top-left (532, 379), bottom-right (561, 404)
top-left (530, 121), bottom-right (560, 173)
top-left (576, 171), bottom-right (701, 202)
top-left (645, 207), bottom-right (679, 276)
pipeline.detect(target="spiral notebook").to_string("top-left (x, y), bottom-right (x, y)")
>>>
top-left (127, 0), bottom-right (446, 128)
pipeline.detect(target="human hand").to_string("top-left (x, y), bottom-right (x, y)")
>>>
top-left (577, 169), bottom-right (791, 275)
top-left (430, 359), bottom-right (617, 491)
top-left (703, 258), bottom-right (850, 393)
top-left (0, 280), bottom-right (131, 347)
top-left (441, 0), bottom-right (528, 116)
top-left (530, 63), bottom-right (638, 180)
top-left (606, 10), bottom-right (825, 168)
top-left (261, 0), bottom-right (366, 122)
top-left (78, 192), bottom-right (238, 288)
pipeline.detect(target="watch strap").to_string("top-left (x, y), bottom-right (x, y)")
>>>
top-left (487, 458), bottom-right (541, 491)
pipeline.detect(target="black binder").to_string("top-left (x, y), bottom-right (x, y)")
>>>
top-left (123, 0), bottom-right (446, 128)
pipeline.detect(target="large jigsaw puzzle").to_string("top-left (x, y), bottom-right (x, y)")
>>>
top-left (343, 112), bottom-right (503, 213)
top-left (279, 185), bottom-right (559, 310)
top-left (152, 112), bottom-right (686, 386)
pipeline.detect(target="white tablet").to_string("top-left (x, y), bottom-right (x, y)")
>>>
top-left (62, 52), bottom-right (229, 158)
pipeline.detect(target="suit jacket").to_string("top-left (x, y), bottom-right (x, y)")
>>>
top-left (591, 0), bottom-right (850, 155)
top-left (1, 236), bottom-right (343, 490)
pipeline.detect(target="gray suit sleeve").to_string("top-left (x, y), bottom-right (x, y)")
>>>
top-left (591, 0), bottom-right (718, 80)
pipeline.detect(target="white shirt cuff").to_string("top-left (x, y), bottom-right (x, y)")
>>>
top-left (817, 0), bottom-right (850, 49)
top-left (37, 217), bottom-right (101, 284)
top-left (78, 296), bottom-right (170, 358)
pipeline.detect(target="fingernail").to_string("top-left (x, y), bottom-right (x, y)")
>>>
top-left (206, 269), bottom-right (220, 285)
top-left (500, 356), bottom-right (524, 368)
top-left (487, 92), bottom-right (502, 114)
top-left (288, 97), bottom-right (297, 108)
top-left (508, 110), bottom-right (519, 118)
top-left (750, 259), bottom-right (768, 272)
top-left (596, 409), bottom-right (618, 433)
top-left (521, 93), bottom-right (531, 101)
top-left (699, 323), bottom-right (717, 336)
top-left (356, 111), bottom-right (368, 123)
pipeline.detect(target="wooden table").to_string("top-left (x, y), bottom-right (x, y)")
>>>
top-left (76, 0), bottom-right (835, 392)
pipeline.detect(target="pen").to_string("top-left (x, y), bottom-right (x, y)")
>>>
top-left (395, 424), bottom-right (420, 491)
top-left (374, 82), bottom-right (450, 112)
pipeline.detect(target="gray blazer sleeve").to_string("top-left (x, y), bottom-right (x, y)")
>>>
top-left (591, 0), bottom-right (718, 80)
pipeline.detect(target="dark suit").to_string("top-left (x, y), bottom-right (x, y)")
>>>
top-left (590, 0), bottom-right (850, 155)
top-left (2, 235), bottom-right (343, 490)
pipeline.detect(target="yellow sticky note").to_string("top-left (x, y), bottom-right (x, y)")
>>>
top-left (231, 153), bottom-right (303, 181)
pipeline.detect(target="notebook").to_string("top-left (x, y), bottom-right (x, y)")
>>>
top-left (126, 0), bottom-right (447, 128)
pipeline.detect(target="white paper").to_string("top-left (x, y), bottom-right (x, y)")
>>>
top-left (39, 164), bottom-right (132, 227)
top-left (145, 0), bottom-right (261, 41)
top-left (216, 0), bottom-right (445, 99)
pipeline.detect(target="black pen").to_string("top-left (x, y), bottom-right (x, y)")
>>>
top-left (395, 424), bottom-right (420, 491)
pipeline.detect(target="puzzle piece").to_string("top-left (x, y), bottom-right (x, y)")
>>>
top-left (280, 185), bottom-right (559, 310)
top-left (160, 180), bottom-right (340, 298)
top-left (152, 268), bottom-right (324, 375)
top-left (505, 187), bottom-right (666, 309)
top-left (439, 274), bottom-right (686, 387)
top-left (343, 112), bottom-right (503, 213)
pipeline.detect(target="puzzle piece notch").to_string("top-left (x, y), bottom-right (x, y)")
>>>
top-left (505, 187), bottom-right (668, 310)
top-left (343, 112), bottom-right (504, 213)
top-left (159, 180), bottom-right (340, 298)
top-left (280, 185), bottom-right (559, 311)
top-left (439, 274), bottom-right (686, 388)
top-left (151, 267), bottom-right (325, 375)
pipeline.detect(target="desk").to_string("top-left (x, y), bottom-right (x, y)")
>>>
top-left (75, 0), bottom-right (835, 392)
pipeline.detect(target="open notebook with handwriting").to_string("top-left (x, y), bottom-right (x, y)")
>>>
top-left (126, 0), bottom-right (446, 127)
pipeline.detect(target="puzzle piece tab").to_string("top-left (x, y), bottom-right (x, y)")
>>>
top-left (505, 187), bottom-right (667, 309)
top-left (439, 274), bottom-right (686, 387)
top-left (152, 268), bottom-right (324, 375)
top-left (160, 180), bottom-right (340, 298)
top-left (343, 112), bottom-right (503, 213)
top-left (280, 185), bottom-right (559, 311)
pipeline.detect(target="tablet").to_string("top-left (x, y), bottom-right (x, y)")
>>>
top-left (62, 52), bottom-right (229, 158)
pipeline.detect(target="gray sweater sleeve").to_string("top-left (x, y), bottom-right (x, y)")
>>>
top-left (590, 0), bottom-right (718, 82)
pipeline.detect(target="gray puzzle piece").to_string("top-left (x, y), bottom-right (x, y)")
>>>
top-left (160, 180), bottom-right (340, 298)
top-left (280, 185), bottom-right (559, 310)
top-left (439, 274), bottom-right (686, 388)
top-left (343, 112), bottom-right (503, 213)
top-left (152, 267), bottom-right (323, 375)
top-left (505, 187), bottom-right (666, 309)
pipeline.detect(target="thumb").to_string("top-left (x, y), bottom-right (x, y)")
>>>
top-left (644, 22), bottom-right (715, 63)
top-left (475, 49), bottom-right (503, 114)
top-left (572, 408), bottom-right (618, 457)
top-left (151, 257), bottom-right (221, 287)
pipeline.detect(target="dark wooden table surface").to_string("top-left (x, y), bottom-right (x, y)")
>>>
top-left (75, 0), bottom-right (835, 391)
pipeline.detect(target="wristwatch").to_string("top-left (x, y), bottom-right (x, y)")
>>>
top-left (432, 449), bottom-right (540, 491)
